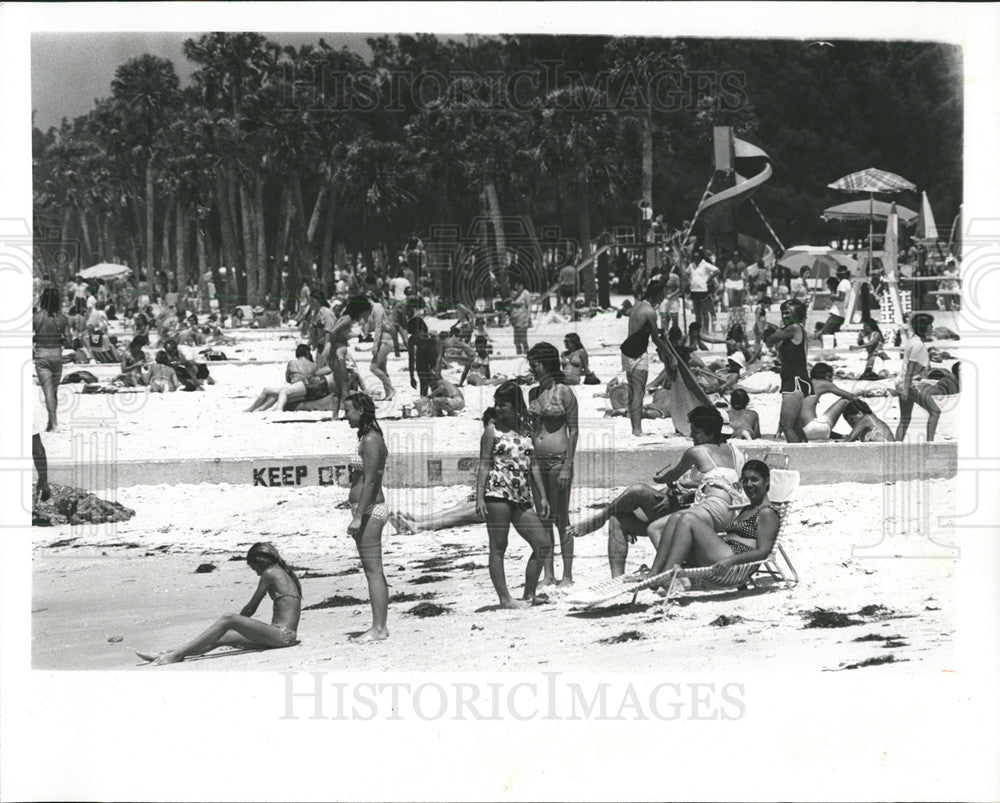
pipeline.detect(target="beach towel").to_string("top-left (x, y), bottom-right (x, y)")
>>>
top-left (662, 339), bottom-right (713, 437)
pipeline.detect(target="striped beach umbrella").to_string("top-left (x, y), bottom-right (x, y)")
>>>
top-left (828, 168), bottom-right (916, 269)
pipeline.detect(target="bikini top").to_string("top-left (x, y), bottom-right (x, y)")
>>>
top-left (268, 587), bottom-right (302, 602)
top-left (688, 444), bottom-right (748, 508)
top-left (529, 385), bottom-right (567, 425)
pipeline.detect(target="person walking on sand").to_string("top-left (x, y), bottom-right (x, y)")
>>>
top-left (527, 342), bottom-right (579, 587)
top-left (367, 292), bottom-right (395, 401)
top-left (136, 543), bottom-right (301, 665)
top-left (620, 279), bottom-right (671, 437)
top-left (33, 286), bottom-right (70, 432)
top-left (326, 296), bottom-right (373, 420)
top-left (343, 392), bottom-right (390, 641)
top-left (476, 382), bottom-right (552, 608)
top-left (894, 312), bottom-right (941, 442)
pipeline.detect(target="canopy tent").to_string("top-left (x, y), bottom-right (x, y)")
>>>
top-left (79, 262), bottom-right (131, 280)
top-left (821, 200), bottom-right (918, 224)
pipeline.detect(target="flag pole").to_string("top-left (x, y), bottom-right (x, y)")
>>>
top-left (868, 193), bottom-right (874, 273)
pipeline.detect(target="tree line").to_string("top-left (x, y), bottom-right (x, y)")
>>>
top-left (33, 33), bottom-right (962, 305)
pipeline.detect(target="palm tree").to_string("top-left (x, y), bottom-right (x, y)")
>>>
top-left (536, 84), bottom-right (623, 303)
top-left (109, 54), bottom-right (182, 285)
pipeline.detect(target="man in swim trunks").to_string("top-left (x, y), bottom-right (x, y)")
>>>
top-left (796, 362), bottom-right (861, 440)
top-left (620, 279), bottom-right (671, 437)
top-left (842, 399), bottom-right (895, 442)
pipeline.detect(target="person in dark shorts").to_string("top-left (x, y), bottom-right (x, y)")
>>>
top-left (766, 299), bottom-right (811, 442)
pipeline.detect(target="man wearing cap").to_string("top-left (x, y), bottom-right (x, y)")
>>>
top-left (821, 265), bottom-right (853, 336)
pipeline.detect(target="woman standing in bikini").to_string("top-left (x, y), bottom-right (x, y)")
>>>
top-left (476, 382), bottom-right (551, 608)
top-left (344, 392), bottom-right (390, 641)
top-left (344, 393), bottom-right (389, 642)
top-left (766, 299), bottom-right (811, 442)
top-left (326, 296), bottom-right (372, 420)
top-left (527, 342), bottom-right (579, 587)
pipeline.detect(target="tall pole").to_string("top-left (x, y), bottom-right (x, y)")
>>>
top-left (868, 192), bottom-right (874, 273)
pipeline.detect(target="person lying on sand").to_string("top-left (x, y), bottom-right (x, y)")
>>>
top-left (136, 543), bottom-right (301, 665)
top-left (390, 409), bottom-right (497, 534)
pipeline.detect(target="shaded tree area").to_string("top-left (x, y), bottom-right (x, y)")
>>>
top-left (34, 33), bottom-right (962, 303)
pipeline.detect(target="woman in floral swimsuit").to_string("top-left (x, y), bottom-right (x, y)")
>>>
top-left (476, 381), bottom-right (552, 608)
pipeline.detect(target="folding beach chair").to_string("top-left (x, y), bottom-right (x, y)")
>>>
top-left (659, 468), bottom-right (800, 602)
top-left (567, 468), bottom-right (799, 610)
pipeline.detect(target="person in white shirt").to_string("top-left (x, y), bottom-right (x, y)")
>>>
top-left (85, 303), bottom-right (110, 333)
top-left (387, 272), bottom-right (411, 303)
top-left (821, 265), bottom-right (853, 335)
top-left (686, 249), bottom-right (720, 331)
top-left (894, 313), bottom-right (940, 441)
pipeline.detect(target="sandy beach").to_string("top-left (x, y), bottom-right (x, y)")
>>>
top-left (31, 303), bottom-right (960, 673)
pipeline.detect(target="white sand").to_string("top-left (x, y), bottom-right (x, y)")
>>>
top-left (41, 301), bottom-right (957, 464)
top-left (32, 477), bottom-right (955, 672)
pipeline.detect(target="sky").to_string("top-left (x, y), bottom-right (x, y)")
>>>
top-left (30, 32), bottom-right (373, 131)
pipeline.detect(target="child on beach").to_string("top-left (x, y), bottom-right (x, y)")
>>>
top-left (727, 388), bottom-right (760, 440)
top-left (136, 542), bottom-right (301, 665)
top-left (850, 320), bottom-right (889, 380)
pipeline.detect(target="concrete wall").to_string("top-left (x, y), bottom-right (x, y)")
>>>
top-left (49, 441), bottom-right (957, 493)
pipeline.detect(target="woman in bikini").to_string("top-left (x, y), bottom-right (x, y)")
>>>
top-left (344, 392), bottom-right (390, 641)
top-left (245, 367), bottom-right (338, 412)
top-left (561, 333), bottom-right (590, 385)
top-left (766, 298), bottom-right (811, 442)
top-left (326, 295), bottom-right (372, 419)
top-left (527, 342), bottom-right (579, 587)
top-left (136, 542), bottom-right (301, 665)
top-left (644, 405), bottom-right (748, 571)
top-left (643, 456), bottom-right (779, 585)
top-left (476, 381), bottom-right (552, 608)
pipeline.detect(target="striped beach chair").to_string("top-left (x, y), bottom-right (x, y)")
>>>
top-left (567, 468), bottom-right (799, 610)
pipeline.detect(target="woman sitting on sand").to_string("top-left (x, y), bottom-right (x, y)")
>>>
top-left (727, 388), bottom-right (760, 440)
top-left (145, 351), bottom-right (179, 392)
top-left (136, 542), bottom-right (301, 665)
top-left (390, 409), bottom-right (497, 534)
top-left (476, 381), bottom-right (552, 608)
top-left (644, 459), bottom-right (780, 582)
top-left (842, 399), bottom-right (895, 442)
top-left (561, 333), bottom-right (590, 386)
top-left (344, 392), bottom-right (390, 642)
top-left (286, 344), bottom-right (318, 385)
top-left (115, 336), bottom-right (149, 387)
top-left (849, 320), bottom-right (889, 380)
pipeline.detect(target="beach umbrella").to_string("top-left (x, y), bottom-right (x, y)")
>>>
top-left (884, 203), bottom-right (899, 280)
top-left (79, 262), bottom-right (131, 280)
top-left (820, 200), bottom-right (918, 224)
top-left (917, 191), bottom-right (939, 241)
top-left (828, 168), bottom-right (917, 270)
top-left (778, 246), bottom-right (858, 275)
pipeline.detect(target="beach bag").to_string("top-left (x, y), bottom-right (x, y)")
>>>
top-left (583, 370), bottom-right (601, 385)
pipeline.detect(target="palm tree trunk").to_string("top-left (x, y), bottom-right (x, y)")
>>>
top-left (642, 112), bottom-right (654, 277)
top-left (238, 181), bottom-right (259, 305)
top-left (253, 176), bottom-right (268, 308)
top-left (320, 188), bottom-right (336, 295)
top-left (227, 171), bottom-right (245, 303)
top-left (175, 203), bottom-right (187, 292)
top-left (145, 162), bottom-right (155, 280)
top-left (77, 204), bottom-right (93, 264)
top-left (306, 181), bottom-right (329, 250)
top-left (214, 174), bottom-right (240, 304)
top-left (576, 149), bottom-right (596, 304)
top-left (161, 199), bottom-right (174, 292)
top-left (273, 184), bottom-right (292, 300)
top-left (484, 179), bottom-right (509, 298)
top-left (60, 205), bottom-right (74, 279)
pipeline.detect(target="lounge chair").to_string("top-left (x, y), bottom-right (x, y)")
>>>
top-left (567, 468), bottom-right (800, 610)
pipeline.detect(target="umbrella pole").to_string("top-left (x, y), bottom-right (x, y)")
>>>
top-left (868, 193), bottom-right (874, 273)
